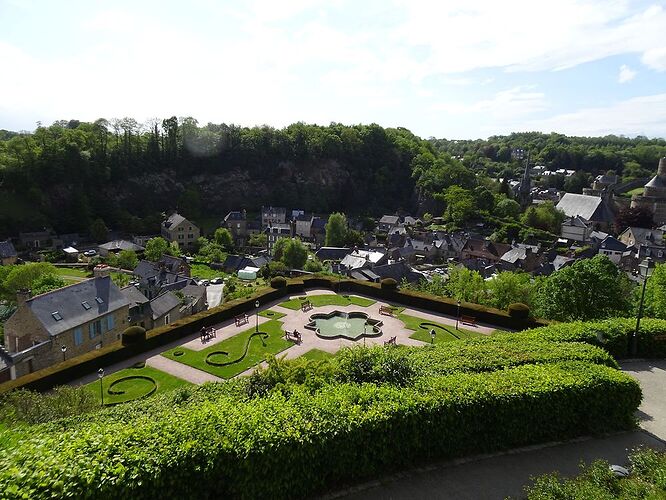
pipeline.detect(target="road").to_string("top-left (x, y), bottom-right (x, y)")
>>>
top-left (206, 283), bottom-right (224, 309)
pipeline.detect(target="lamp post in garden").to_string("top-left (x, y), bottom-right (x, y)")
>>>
top-left (255, 300), bottom-right (260, 333)
top-left (632, 256), bottom-right (655, 357)
top-left (60, 345), bottom-right (67, 362)
top-left (456, 300), bottom-right (461, 330)
top-left (97, 368), bottom-right (105, 407)
top-left (430, 328), bottom-right (436, 345)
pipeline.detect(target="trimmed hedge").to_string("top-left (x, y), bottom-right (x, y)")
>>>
top-left (270, 276), bottom-right (287, 288)
top-left (508, 302), bottom-right (530, 320)
top-left (380, 277), bottom-right (398, 290)
top-left (121, 326), bottom-right (146, 346)
top-left (508, 317), bottom-right (666, 359)
top-left (0, 362), bottom-right (640, 499)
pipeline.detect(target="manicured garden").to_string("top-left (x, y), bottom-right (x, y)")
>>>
top-left (161, 319), bottom-right (293, 378)
top-left (84, 363), bottom-right (191, 405)
top-left (300, 349), bottom-right (335, 361)
top-left (190, 263), bottom-right (228, 280)
top-left (279, 294), bottom-right (375, 310)
top-left (54, 266), bottom-right (90, 284)
top-left (398, 312), bottom-right (485, 342)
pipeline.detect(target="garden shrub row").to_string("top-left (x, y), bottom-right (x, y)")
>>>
top-left (507, 317), bottom-right (666, 359)
top-left (0, 362), bottom-right (641, 499)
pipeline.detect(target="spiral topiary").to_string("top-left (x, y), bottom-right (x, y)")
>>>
top-left (122, 326), bottom-right (146, 346)
top-left (507, 303), bottom-right (530, 320)
top-left (380, 278), bottom-right (398, 290)
top-left (270, 276), bottom-right (287, 288)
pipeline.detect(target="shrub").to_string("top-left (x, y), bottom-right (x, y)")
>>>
top-left (121, 326), bottom-right (146, 346)
top-left (508, 302), bottom-right (530, 319)
top-left (270, 276), bottom-right (287, 288)
top-left (380, 277), bottom-right (398, 290)
top-left (0, 386), bottom-right (97, 426)
top-left (335, 345), bottom-right (416, 386)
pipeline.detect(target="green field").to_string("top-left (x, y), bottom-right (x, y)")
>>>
top-left (279, 294), bottom-right (375, 310)
top-left (84, 364), bottom-right (191, 405)
top-left (621, 187), bottom-right (644, 198)
top-left (54, 267), bottom-right (90, 284)
top-left (162, 319), bottom-right (292, 378)
top-left (190, 264), bottom-right (229, 280)
top-left (398, 313), bottom-right (485, 343)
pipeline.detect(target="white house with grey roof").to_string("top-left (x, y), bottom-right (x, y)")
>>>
top-left (2, 269), bottom-right (129, 379)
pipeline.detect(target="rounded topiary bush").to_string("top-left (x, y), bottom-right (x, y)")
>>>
top-left (380, 278), bottom-right (398, 290)
top-left (508, 303), bottom-right (530, 320)
top-left (121, 326), bottom-right (146, 346)
top-left (270, 276), bottom-right (287, 288)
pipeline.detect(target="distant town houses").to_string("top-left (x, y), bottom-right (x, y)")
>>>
top-left (98, 239), bottom-right (145, 257)
top-left (0, 239), bottom-right (18, 266)
top-left (161, 212), bottom-right (200, 250)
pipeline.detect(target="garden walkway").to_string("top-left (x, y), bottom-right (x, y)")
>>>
top-left (146, 355), bottom-right (222, 384)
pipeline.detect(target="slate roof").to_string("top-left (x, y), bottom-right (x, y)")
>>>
top-left (163, 212), bottom-right (186, 229)
top-left (372, 261), bottom-right (426, 283)
top-left (562, 215), bottom-right (590, 228)
top-left (645, 175), bottom-right (666, 189)
top-left (120, 285), bottom-right (150, 308)
top-left (160, 255), bottom-right (189, 274)
top-left (556, 193), bottom-right (614, 223)
top-left (379, 215), bottom-right (399, 225)
top-left (224, 211), bottom-right (245, 222)
top-left (0, 239), bottom-right (17, 259)
top-left (99, 240), bottom-right (145, 252)
top-left (620, 227), bottom-right (664, 248)
top-left (25, 277), bottom-right (128, 337)
top-left (311, 217), bottom-right (328, 231)
top-left (314, 247), bottom-right (351, 261)
top-left (501, 247), bottom-right (528, 264)
top-left (341, 249), bottom-right (386, 270)
top-left (149, 292), bottom-right (182, 320)
top-left (599, 236), bottom-right (627, 252)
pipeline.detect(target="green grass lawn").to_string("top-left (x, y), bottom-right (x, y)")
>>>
top-left (84, 364), bottom-right (191, 406)
top-left (190, 264), bottom-right (229, 280)
top-left (622, 187), bottom-right (644, 197)
top-left (162, 319), bottom-right (293, 378)
top-left (300, 349), bottom-right (335, 361)
top-left (259, 309), bottom-right (286, 319)
top-left (54, 267), bottom-right (90, 284)
top-left (397, 313), bottom-right (485, 344)
top-left (279, 294), bottom-right (375, 310)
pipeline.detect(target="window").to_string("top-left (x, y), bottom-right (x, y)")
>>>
top-left (164, 314), bottom-right (170, 325)
top-left (52, 311), bottom-right (63, 321)
top-left (178, 234), bottom-right (184, 240)
top-left (237, 223), bottom-right (241, 229)
top-left (188, 234), bottom-right (193, 239)
top-left (106, 315), bottom-right (115, 331)
top-left (81, 301), bottom-right (91, 310)
top-left (178, 227), bottom-right (184, 231)
top-left (95, 297), bottom-right (104, 304)
top-left (89, 320), bottom-right (102, 339)
top-left (74, 327), bottom-right (83, 346)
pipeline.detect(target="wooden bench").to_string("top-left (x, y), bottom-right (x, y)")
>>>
top-left (384, 336), bottom-right (397, 346)
top-left (284, 329), bottom-right (302, 344)
top-left (235, 314), bottom-right (249, 327)
top-left (379, 305), bottom-right (395, 316)
top-left (460, 315), bottom-right (476, 326)
top-left (300, 300), bottom-right (313, 312)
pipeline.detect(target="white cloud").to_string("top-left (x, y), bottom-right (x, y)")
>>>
top-left (521, 93), bottom-right (666, 137)
top-left (434, 86), bottom-right (548, 117)
top-left (642, 47), bottom-right (666, 71)
top-left (618, 64), bottom-right (637, 83)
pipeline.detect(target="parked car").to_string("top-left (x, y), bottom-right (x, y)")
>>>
top-left (200, 280), bottom-right (210, 286)
top-left (211, 277), bottom-right (224, 285)
top-left (83, 249), bottom-right (97, 257)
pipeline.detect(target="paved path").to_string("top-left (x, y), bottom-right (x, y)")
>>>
top-left (325, 359), bottom-right (666, 499)
top-left (146, 355), bottom-right (222, 384)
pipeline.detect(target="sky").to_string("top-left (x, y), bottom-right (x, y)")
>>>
top-left (1, 0), bottom-right (665, 139)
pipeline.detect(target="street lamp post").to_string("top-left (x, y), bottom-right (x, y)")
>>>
top-left (430, 328), bottom-right (436, 345)
top-left (60, 345), bottom-right (67, 362)
top-left (456, 300), bottom-right (461, 330)
top-left (255, 300), bottom-right (260, 332)
top-left (97, 368), bottom-right (105, 407)
top-left (632, 257), bottom-right (655, 357)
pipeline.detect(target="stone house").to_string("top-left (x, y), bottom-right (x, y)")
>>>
top-left (2, 268), bottom-right (129, 379)
top-left (0, 240), bottom-right (18, 266)
top-left (266, 223), bottom-right (293, 255)
top-left (261, 206), bottom-right (287, 227)
top-left (223, 210), bottom-right (248, 246)
top-left (18, 230), bottom-right (55, 251)
top-left (597, 236), bottom-right (628, 265)
top-left (378, 215), bottom-right (400, 232)
top-left (294, 213), bottom-right (314, 240)
top-left (161, 212), bottom-right (200, 250)
top-left (460, 238), bottom-right (512, 264)
top-left (561, 216), bottom-right (592, 243)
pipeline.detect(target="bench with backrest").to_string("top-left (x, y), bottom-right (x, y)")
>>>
top-left (235, 314), bottom-right (249, 327)
top-left (460, 315), bottom-right (476, 326)
top-left (383, 336), bottom-right (397, 346)
top-left (379, 305), bottom-right (394, 316)
top-left (284, 329), bottom-right (302, 344)
top-left (301, 300), bottom-right (313, 312)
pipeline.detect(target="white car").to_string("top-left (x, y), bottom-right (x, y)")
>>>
top-left (83, 249), bottom-right (97, 257)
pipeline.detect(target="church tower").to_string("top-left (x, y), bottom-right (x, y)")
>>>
top-left (518, 151), bottom-right (532, 210)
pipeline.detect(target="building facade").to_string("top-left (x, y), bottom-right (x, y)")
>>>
top-left (161, 213), bottom-right (200, 250)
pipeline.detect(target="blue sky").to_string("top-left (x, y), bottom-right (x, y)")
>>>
top-left (1, 0), bottom-right (665, 139)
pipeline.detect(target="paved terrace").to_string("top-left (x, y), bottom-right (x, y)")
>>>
top-left (72, 289), bottom-right (499, 386)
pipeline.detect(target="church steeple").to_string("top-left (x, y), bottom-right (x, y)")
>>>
top-left (518, 151), bottom-right (532, 209)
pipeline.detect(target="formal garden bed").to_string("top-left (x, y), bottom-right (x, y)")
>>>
top-left (279, 294), bottom-right (375, 310)
top-left (84, 363), bottom-right (191, 406)
top-left (397, 312), bottom-right (486, 343)
top-left (161, 319), bottom-right (292, 378)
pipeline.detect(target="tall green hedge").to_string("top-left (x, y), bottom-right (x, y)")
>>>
top-left (0, 362), bottom-right (640, 499)
top-left (507, 317), bottom-right (666, 359)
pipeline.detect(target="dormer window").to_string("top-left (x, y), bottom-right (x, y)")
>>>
top-left (81, 301), bottom-right (91, 310)
top-left (52, 311), bottom-right (63, 321)
top-left (95, 297), bottom-right (104, 304)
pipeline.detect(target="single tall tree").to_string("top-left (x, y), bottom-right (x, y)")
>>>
top-left (325, 212), bottom-right (348, 246)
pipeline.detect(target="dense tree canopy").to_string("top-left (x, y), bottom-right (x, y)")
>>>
top-left (325, 213), bottom-right (348, 247)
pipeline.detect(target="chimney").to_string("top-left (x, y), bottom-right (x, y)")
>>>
top-left (93, 264), bottom-right (111, 279)
top-left (16, 288), bottom-right (31, 306)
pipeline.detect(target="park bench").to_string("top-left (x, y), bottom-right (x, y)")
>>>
top-left (460, 315), bottom-right (477, 326)
top-left (284, 329), bottom-right (302, 344)
top-left (300, 300), bottom-right (313, 312)
top-left (379, 305), bottom-right (394, 316)
top-left (235, 314), bottom-right (249, 327)
top-left (384, 336), bottom-right (397, 346)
